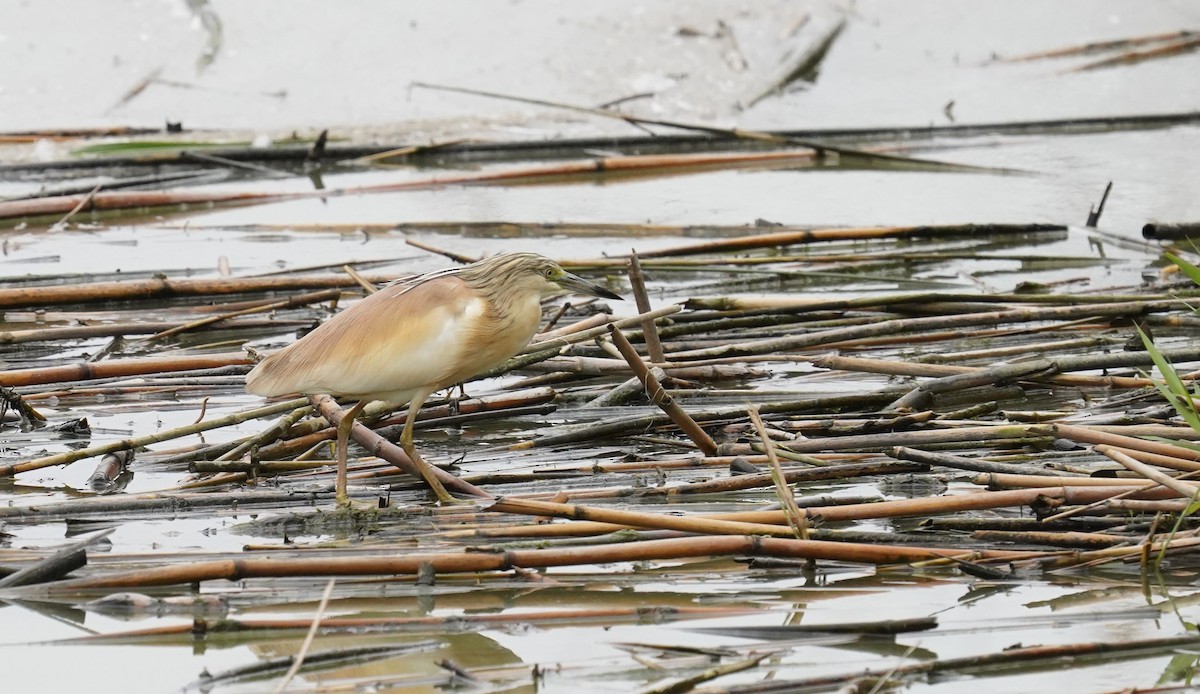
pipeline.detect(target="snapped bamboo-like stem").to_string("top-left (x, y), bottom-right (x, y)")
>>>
top-left (627, 252), bottom-right (666, 363)
top-left (608, 325), bottom-right (718, 455)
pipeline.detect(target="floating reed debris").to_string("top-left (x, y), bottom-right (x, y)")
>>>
top-left (7, 194), bottom-right (1200, 694)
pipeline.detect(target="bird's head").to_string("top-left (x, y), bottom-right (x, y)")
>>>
top-left (480, 253), bottom-right (622, 300)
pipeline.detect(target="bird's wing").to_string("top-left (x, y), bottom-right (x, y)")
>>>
top-left (246, 274), bottom-right (486, 402)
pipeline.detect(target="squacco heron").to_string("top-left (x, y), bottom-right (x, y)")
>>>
top-left (246, 252), bottom-right (621, 504)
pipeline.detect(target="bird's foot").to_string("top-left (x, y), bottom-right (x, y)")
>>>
top-left (407, 447), bottom-right (464, 505)
top-left (333, 490), bottom-right (381, 513)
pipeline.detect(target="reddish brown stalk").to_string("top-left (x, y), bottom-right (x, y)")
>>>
top-left (0, 273), bottom-right (400, 310)
top-left (1000, 30), bottom-right (1198, 62)
top-left (0, 353), bottom-right (251, 388)
top-left (1072, 36), bottom-right (1200, 72)
top-left (44, 534), bottom-right (1040, 592)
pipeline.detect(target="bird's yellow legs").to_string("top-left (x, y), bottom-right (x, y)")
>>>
top-left (334, 400), bottom-right (366, 506)
top-left (401, 391), bottom-right (457, 504)
top-left (333, 396), bottom-right (456, 505)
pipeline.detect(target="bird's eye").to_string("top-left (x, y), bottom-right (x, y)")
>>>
top-left (543, 267), bottom-right (554, 277)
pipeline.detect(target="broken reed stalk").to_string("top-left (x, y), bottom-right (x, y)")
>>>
top-left (969, 530), bottom-right (1129, 549)
top-left (0, 398), bottom-right (307, 477)
top-left (748, 407), bottom-right (809, 540)
top-left (38, 534), bottom-right (1042, 592)
top-left (607, 325), bottom-right (718, 455)
top-left (585, 368), bottom-right (663, 407)
top-left (1143, 222), bottom-right (1200, 241)
top-left (683, 289), bottom-right (1200, 312)
top-left (509, 390), bottom-right (908, 450)
top-left (973, 473), bottom-right (1191, 490)
top-left (626, 252), bottom-right (665, 362)
top-left (885, 360), bottom-right (1057, 411)
top-left (1038, 453), bottom-right (1200, 522)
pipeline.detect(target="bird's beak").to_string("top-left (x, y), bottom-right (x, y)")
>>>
top-left (556, 271), bottom-right (623, 300)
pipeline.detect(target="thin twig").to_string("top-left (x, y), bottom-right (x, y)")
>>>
top-left (273, 578), bottom-right (336, 693)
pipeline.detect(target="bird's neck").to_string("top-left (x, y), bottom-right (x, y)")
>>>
top-left (478, 283), bottom-right (538, 323)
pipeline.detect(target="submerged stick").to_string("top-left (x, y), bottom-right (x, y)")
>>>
top-left (627, 252), bottom-right (665, 363)
top-left (408, 82), bottom-right (999, 171)
top-left (637, 224), bottom-right (1065, 258)
top-left (0, 529), bottom-right (114, 588)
